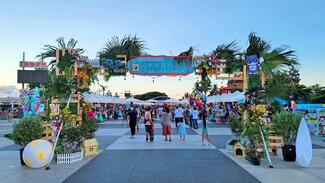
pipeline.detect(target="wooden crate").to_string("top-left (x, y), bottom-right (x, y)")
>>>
top-left (42, 123), bottom-right (55, 141)
top-left (268, 131), bottom-right (283, 155)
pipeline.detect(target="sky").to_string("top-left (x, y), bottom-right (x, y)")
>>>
top-left (0, 0), bottom-right (324, 98)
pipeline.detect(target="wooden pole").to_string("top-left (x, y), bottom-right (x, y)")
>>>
top-left (243, 65), bottom-right (248, 92)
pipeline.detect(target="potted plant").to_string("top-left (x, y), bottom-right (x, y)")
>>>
top-left (12, 117), bottom-right (43, 165)
top-left (271, 111), bottom-right (301, 161)
top-left (227, 117), bottom-right (244, 153)
top-left (242, 119), bottom-right (263, 165)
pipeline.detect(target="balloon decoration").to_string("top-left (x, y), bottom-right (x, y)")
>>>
top-left (188, 92), bottom-right (207, 109)
top-left (21, 87), bottom-right (45, 117)
top-left (23, 139), bottom-right (53, 168)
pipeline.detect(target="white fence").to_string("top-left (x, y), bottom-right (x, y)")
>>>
top-left (57, 149), bottom-right (84, 165)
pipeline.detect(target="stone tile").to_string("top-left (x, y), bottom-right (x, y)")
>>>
top-left (0, 144), bottom-right (20, 151)
top-left (0, 137), bottom-right (14, 148)
top-left (220, 149), bottom-right (325, 183)
top-left (95, 128), bottom-right (129, 136)
top-left (192, 127), bottom-right (232, 135)
top-left (64, 149), bottom-right (260, 183)
top-left (107, 135), bottom-right (216, 150)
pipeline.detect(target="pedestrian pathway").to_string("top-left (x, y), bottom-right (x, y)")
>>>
top-left (64, 119), bottom-right (260, 183)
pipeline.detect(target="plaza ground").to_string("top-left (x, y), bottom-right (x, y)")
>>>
top-left (0, 119), bottom-right (325, 183)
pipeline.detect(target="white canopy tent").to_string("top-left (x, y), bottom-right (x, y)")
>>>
top-left (163, 98), bottom-right (180, 104)
top-left (82, 93), bottom-right (122, 104)
top-left (207, 91), bottom-right (245, 103)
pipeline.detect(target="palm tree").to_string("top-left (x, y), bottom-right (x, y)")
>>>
top-left (246, 33), bottom-right (298, 79)
top-left (99, 35), bottom-right (146, 81)
top-left (36, 37), bottom-right (84, 68)
top-left (100, 35), bottom-right (146, 62)
top-left (214, 41), bottom-right (244, 73)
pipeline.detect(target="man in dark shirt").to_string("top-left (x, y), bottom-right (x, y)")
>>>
top-left (128, 106), bottom-right (138, 138)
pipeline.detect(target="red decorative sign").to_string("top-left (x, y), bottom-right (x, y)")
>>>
top-left (19, 61), bottom-right (47, 69)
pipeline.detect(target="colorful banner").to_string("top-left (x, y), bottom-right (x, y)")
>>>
top-left (128, 56), bottom-right (194, 76)
top-left (294, 104), bottom-right (325, 136)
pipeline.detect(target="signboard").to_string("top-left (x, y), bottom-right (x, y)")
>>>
top-left (19, 61), bottom-right (47, 69)
top-left (17, 70), bottom-right (49, 84)
top-left (128, 56), bottom-right (194, 76)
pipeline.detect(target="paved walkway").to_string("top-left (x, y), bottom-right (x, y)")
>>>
top-left (64, 119), bottom-right (260, 183)
top-left (2, 119), bottom-right (324, 183)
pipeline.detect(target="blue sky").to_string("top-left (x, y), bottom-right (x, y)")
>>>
top-left (0, 0), bottom-right (324, 98)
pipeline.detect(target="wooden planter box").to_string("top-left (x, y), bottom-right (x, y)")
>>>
top-left (57, 149), bottom-right (84, 165)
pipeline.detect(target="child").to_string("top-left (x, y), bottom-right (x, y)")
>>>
top-left (178, 114), bottom-right (186, 140)
top-left (201, 106), bottom-right (210, 145)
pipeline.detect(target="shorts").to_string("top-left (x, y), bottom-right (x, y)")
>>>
top-left (175, 117), bottom-right (184, 123)
top-left (145, 125), bottom-right (151, 133)
top-left (201, 127), bottom-right (208, 134)
top-left (162, 125), bottom-right (171, 135)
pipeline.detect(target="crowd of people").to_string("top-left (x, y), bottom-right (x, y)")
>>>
top-left (121, 102), bottom-right (244, 145)
top-left (86, 102), bottom-right (244, 145)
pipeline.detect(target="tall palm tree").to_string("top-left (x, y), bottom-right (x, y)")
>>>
top-left (100, 35), bottom-right (146, 62)
top-left (246, 32), bottom-right (298, 78)
top-left (214, 41), bottom-right (244, 73)
top-left (99, 35), bottom-right (146, 81)
top-left (36, 37), bottom-right (84, 68)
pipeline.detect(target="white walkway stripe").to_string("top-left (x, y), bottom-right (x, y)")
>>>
top-left (106, 135), bottom-right (216, 150)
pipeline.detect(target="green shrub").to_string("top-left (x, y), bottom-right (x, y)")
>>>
top-left (229, 118), bottom-right (244, 137)
top-left (12, 117), bottom-right (43, 147)
top-left (271, 111), bottom-right (302, 145)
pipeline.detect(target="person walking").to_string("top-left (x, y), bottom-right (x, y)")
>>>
top-left (201, 105), bottom-right (210, 145)
top-left (174, 105), bottom-right (184, 128)
top-left (128, 106), bottom-right (138, 138)
top-left (145, 107), bottom-right (154, 143)
top-left (192, 106), bottom-right (199, 129)
top-left (161, 107), bottom-right (173, 141)
top-left (178, 115), bottom-right (186, 140)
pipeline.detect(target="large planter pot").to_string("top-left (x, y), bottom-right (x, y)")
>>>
top-left (282, 145), bottom-right (296, 162)
top-left (19, 148), bottom-right (25, 165)
top-left (245, 156), bottom-right (260, 166)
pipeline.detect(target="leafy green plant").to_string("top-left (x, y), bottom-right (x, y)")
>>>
top-left (58, 118), bottom-right (98, 153)
top-left (12, 117), bottom-right (43, 147)
top-left (271, 111), bottom-right (302, 145)
top-left (242, 119), bottom-right (263, 158)
top-left (229, 118), bottom-right (244, 137)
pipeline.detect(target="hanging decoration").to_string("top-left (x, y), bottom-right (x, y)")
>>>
top-left (246, 55), bottom-right (260, 75)
top-left (21, 87), bottom-right (45, 117)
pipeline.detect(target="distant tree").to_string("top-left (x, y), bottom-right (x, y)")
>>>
top-left (133, 91), bottom-right (168, 101)
top-left (209, 84), bottom-right (218, 96)
top-left (309, 84), bottom-right (325, 103)
top-left (192, 66), bottom-right (212, 95)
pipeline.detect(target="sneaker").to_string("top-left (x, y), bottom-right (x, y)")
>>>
top-left (169, 139), bottom-right (172, 142)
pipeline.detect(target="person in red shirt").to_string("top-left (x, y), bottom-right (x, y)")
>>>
top-left (86, 108), bottom-right (95, 121)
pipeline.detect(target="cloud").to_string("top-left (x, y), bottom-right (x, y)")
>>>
top-left (0, 85), bottom-right (20, 98)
